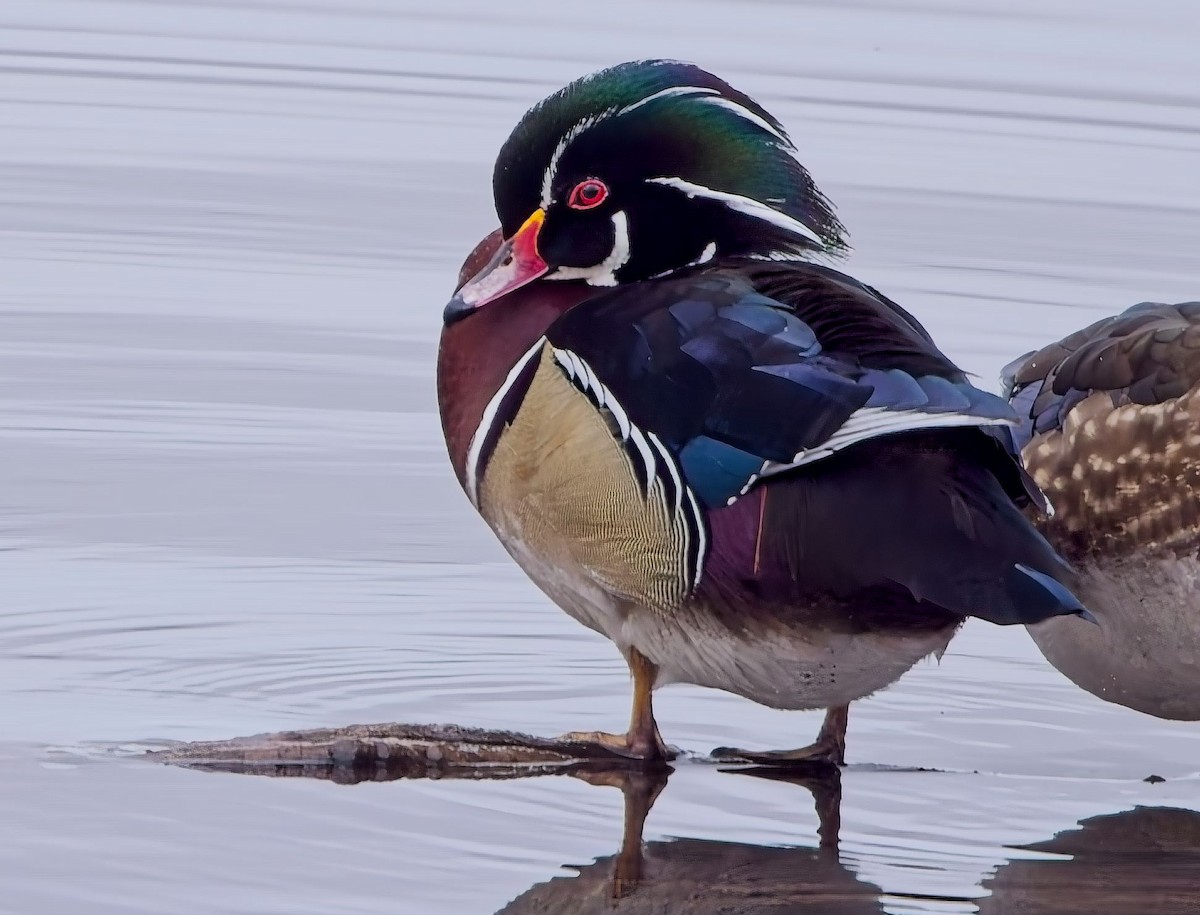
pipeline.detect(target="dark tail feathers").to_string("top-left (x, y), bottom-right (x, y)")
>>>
top-left (771, 437), bottom-right (1093, 627)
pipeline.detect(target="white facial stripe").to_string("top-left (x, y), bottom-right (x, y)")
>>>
top-left (540, 88), bottom-right (721, 206)
top-left (538, 85), bottom-right (724, 207)
top-left (616, 85), bottom-right (719, 117)
top-left (598, 210), bottom-right (631, 282)
top-left (541, 111), bottom-right (613, 207)
top-left (690, 96), bottom-right (816, 177)
top-left (693, 95), bottom-right (790, 145)
top-left (647, 176), bottom-right (823, 246)
top-left (465, 336), bottom-right (546, 506)
top-left (546, 210), bottom-right (630, 286)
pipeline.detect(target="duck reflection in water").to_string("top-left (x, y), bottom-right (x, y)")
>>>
top-left (165, 736), bottom-right (877, 911)
top-left (495, 765), bottom-right (885, 915)
top-left (157, 731), bottom-right (1200, 914)
top-left (979, 805), bottom-right (1200, 915)
top-left (497, 774), bottom-right (1200, 915)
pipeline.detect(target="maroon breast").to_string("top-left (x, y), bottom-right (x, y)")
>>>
top-left (437, 230), bottom-right (592, 487)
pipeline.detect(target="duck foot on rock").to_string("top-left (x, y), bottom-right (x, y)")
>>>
top-left (555, 730), bottom-right (676, 764)
top-left (556, 648), bottom-right (675, 765)
top-left (711, 704), bottom-right (848, 768)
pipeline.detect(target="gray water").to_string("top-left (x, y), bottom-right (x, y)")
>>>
top-left (3, 1), bottom-right (1200, 912)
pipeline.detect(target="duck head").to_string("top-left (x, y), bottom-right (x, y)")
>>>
top-left (439, 59), bottom-right (846, 484)
top-left (444, 58), bottom-right (847, 324)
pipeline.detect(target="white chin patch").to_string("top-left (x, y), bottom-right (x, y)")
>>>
top-left (546, 211), bottom-right (630, 286)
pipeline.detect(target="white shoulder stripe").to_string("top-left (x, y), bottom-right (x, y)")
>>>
top-left (648, 428), bottom-right (708, 592)
top-left (626, 424), bottom-right (658, 492)
top-left (465, 336), bottom-right (546, 507)
top-left (553, 347), bottom-right (657, 489)
top-left (550, 344), bottom-right (709, 593)
top-left (820, 406), bottom-right (1016, 452)
top-left (757, 408), bottom-right (1016, 482)
top-left (557, 351), bottom-right (577, 381)
top-left (647, 431), bottom-right (684, 516)
top-left (567, 350), bottom-right (587, 384)
top-left (683, 483), bottom-right (707, 589)
top-left (603, 387), bottom-right (632, 439)
top-left (582, 360), bottom-right (604, 404)
top-left (646, 176), bottom-right (823, 246)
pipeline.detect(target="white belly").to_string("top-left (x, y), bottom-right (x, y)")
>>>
top-left (476, 350), bottom-right (958, 712)
top-left (624, 604), bottom-right (957, 710)
top-left (1027, 553), bottom-right (1200, 720)
top-left (498, 527), bottom-right (957, 711)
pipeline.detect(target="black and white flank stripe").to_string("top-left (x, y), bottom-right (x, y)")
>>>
top-left (551, 346), bottom-right (708, 592)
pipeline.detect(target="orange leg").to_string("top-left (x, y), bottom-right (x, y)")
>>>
top-left (571, 766), bottom-right (671, 898)
top-left (558, 648), bottom-right (672, 763)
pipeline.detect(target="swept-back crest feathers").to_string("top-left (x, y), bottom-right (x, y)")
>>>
top-left (493, 60), bottom-right (846, 257)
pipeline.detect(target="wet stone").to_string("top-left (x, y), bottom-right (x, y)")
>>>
top-left (147, 723), bottom-right (647, 783)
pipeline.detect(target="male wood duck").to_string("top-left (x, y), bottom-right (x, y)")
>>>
top-left (1004, 301), bottom-right (1200, 720)
top-left (437, 59), bottom-right (1087, 766)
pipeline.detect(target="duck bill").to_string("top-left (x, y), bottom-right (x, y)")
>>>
top-left (444, 209), bottom-right (549, 324)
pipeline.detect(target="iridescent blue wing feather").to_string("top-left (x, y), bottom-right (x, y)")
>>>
top-left (548, 264), bottom-right (1019, 508)
top-left (545, 261), bottom-right (1083, 626)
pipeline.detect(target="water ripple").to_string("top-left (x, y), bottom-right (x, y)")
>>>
top-left (2, 2), bottom-right (1199, 913)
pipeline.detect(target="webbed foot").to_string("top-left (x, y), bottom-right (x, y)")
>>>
top-left (711, 703), bottom-right (849, 768)
top-left (712, 735), bottom-right (843, 767)
top-left (556, 729), bottom-right (675, 763)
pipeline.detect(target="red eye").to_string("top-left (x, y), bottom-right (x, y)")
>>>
top-left (567, 178), bottom-right (608, 210)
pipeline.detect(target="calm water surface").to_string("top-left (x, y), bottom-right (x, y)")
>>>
top-left (2, 2), bottom-right (1200, 912)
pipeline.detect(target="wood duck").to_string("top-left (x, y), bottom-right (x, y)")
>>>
top-left (437, 59), bottom-right (1087, 766)
top-left (1004, 301), bottom-right (1200, 720)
